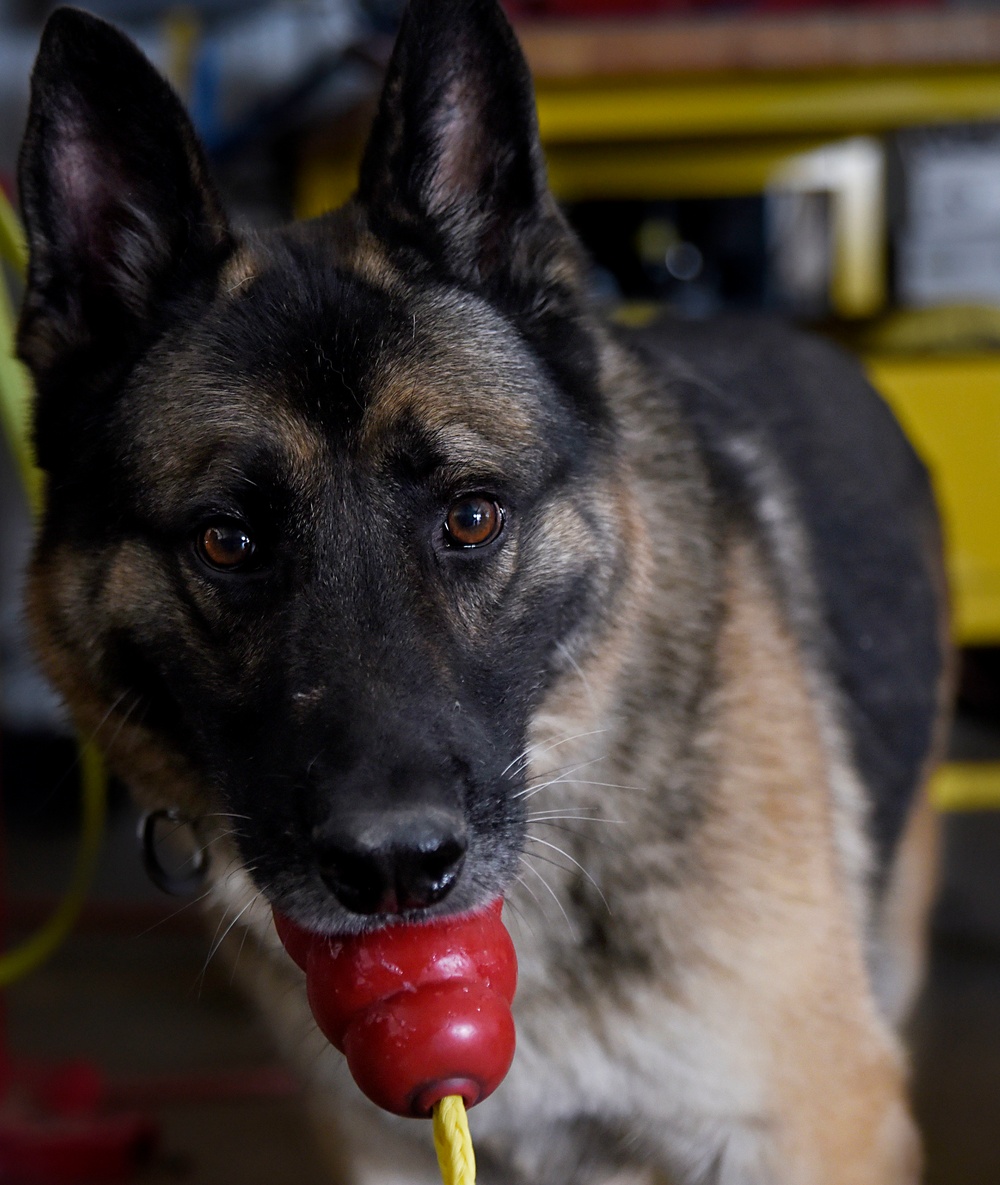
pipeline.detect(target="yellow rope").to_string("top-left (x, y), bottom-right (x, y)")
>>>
top-left (433, 1095), bottom-right (476, 1185)
top-left (0, 742), bottom-right (107, 986)
top-left (0, 190), bottom-right (108, 985)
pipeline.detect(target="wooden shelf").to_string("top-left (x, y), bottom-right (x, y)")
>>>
top-left (516, 9), bottom-right (1000, 79)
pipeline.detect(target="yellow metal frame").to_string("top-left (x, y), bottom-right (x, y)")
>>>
top-left (546, 136), bottom-right (832, 200)
top-left (932, 763), bottom-right (1000, 812)
top-left (533, 67), bottom-right (1000, 144)
top-left (866, 352), bottom-right (1000, 647)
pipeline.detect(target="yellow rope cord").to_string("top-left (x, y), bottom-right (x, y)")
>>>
top-left (0, 190), bottom-right (108, 985)
top-left (0, 742), bottom-right (107, 986)
top-left (433, 1095), bottom-right (476, 1185)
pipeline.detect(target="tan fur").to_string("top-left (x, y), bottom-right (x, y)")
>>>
top-left (340, 216), bottom-right (406, 295)
top-left (871, 513), bottom-right (952, 1027)
top-left (360, 298), bottom-right (539, 455)
top-left (26, 556), bottom-right (217, 831)
top-left (873, 791), bottom-right (939, 1028)
top-left (283, 204), bottom-right (407, 298)
top-left (687, 537), bottom-right (918, 1183)
top-left (127, 386), bottom-right (326, 508)
top-left (467, 535), bottom-right (920, 1185)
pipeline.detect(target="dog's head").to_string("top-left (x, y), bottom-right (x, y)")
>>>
top-left (18, 0), bottom-right (634, 930)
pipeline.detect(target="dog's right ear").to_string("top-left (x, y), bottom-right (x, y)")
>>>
top-left (357, 0), bottom-right (587, 321)
top-left (17, 7), bottom-right (231, 389)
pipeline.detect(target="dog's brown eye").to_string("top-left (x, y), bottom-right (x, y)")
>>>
top-left (444, 496), bottom-right (503, 548)
top-left (197, 522), bottom-right (255, 570)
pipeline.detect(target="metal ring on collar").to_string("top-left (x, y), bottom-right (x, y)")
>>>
top-left (138, 808), bottom-right (210, 896)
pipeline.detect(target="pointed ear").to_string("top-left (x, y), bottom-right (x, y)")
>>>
top-left (17, 7), bottom-right (231, 383)
top-left (357, 0), bottom-right (586, 315)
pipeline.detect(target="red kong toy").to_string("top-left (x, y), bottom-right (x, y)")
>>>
top-left (273, 900), bottom-right (517, 1118)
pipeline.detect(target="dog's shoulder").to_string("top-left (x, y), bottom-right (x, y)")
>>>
top-left (619, 312), bottom-right (947, 873)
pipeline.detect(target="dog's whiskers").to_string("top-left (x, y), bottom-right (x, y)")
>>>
top-left (518, 856), bottom-right (577, 941)
top-left (197, 882), bottom-right (265, 994)
top-left (555, 639), bottom-right (601, 718)
top-left (512, 756), bottom-right (607, 800)
top-left (524, 835), bottom-right (610, 913)
top-left (305, 749), bottom-right (326, 778)
top-left (512, 870), bottom-right (544, 915)
top-left (502, 728), bottom-right (609, 782)
top-left (92, 689), bottom-right (144, 758)
top-left (528, 821), bottom-right (623, 854)
top-left (529, 816), bottom-right (624, 827)
top-left (498, 890), bottom-right (537, 941)
top-left (518, 776), bottom-right (645, 803)
top-left (526, 808), bottom-right (623, 824)
top-left (229, 886), bottom-right (274, 985)
top-left (88, 688), bottom-right (132, 741)
top-left (134, 885), bottom-right (217, 938)
top-left (516, 753), bottom-right (608, 789)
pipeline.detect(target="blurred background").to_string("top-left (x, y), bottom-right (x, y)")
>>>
top-left (4, 0), bottom-right (1000, 1179)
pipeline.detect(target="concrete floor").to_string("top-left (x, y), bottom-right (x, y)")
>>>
top-left (912, 812), bottom-right (1000, 1185)
top-left (5, 800), bottom-right (1000, 1184)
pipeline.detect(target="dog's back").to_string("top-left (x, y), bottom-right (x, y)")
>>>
top-left (633, 313), bottom-right (946, 873)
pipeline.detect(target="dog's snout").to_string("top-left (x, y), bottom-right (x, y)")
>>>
top-left (314, 809), bottom-right (468, 916)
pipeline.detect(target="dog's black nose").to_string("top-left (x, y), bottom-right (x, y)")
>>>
top-left (314, 809), bottom-right (468, 916)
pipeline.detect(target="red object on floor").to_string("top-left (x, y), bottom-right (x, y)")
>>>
top-left (0, 1055), bottom-right (159, 1182)
top-left (0, 1064), bottom-right (158, 1183)
top-left (0, 732), bottom-right (159, 1182)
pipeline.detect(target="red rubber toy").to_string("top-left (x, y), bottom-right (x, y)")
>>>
top-left (273, 900), bottom-right (517, 1118)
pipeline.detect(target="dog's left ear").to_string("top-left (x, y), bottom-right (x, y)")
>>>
top-left (17, 7), bottom-right (231, 388)
top-left (357, 0), bottom-right (586, 317)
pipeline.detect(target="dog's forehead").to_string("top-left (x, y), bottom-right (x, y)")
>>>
top-left (125, 232), bottom-right (553, 498)
top-left (122, 369), bottom-right (325, 504)
top-left (358, 289), bottom-right (545, 468)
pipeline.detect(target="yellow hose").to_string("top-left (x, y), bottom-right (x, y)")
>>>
top-left (0, 189), bottom-right (108, 985)
top-left (0, 742), bottom-right (107, 986)
top-left (0, 193), bottom-right (42, 512)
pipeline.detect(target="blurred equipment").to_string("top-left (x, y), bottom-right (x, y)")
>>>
top-left (568, 196), bottom-right (767, 315)
top-left (892, 125), bottom-right (1000, 308)
top-left (766, 136), bottom-right (886, 319)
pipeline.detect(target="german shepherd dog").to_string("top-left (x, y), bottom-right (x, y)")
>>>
top-left (17, 1), bottom-right (948, 1181)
